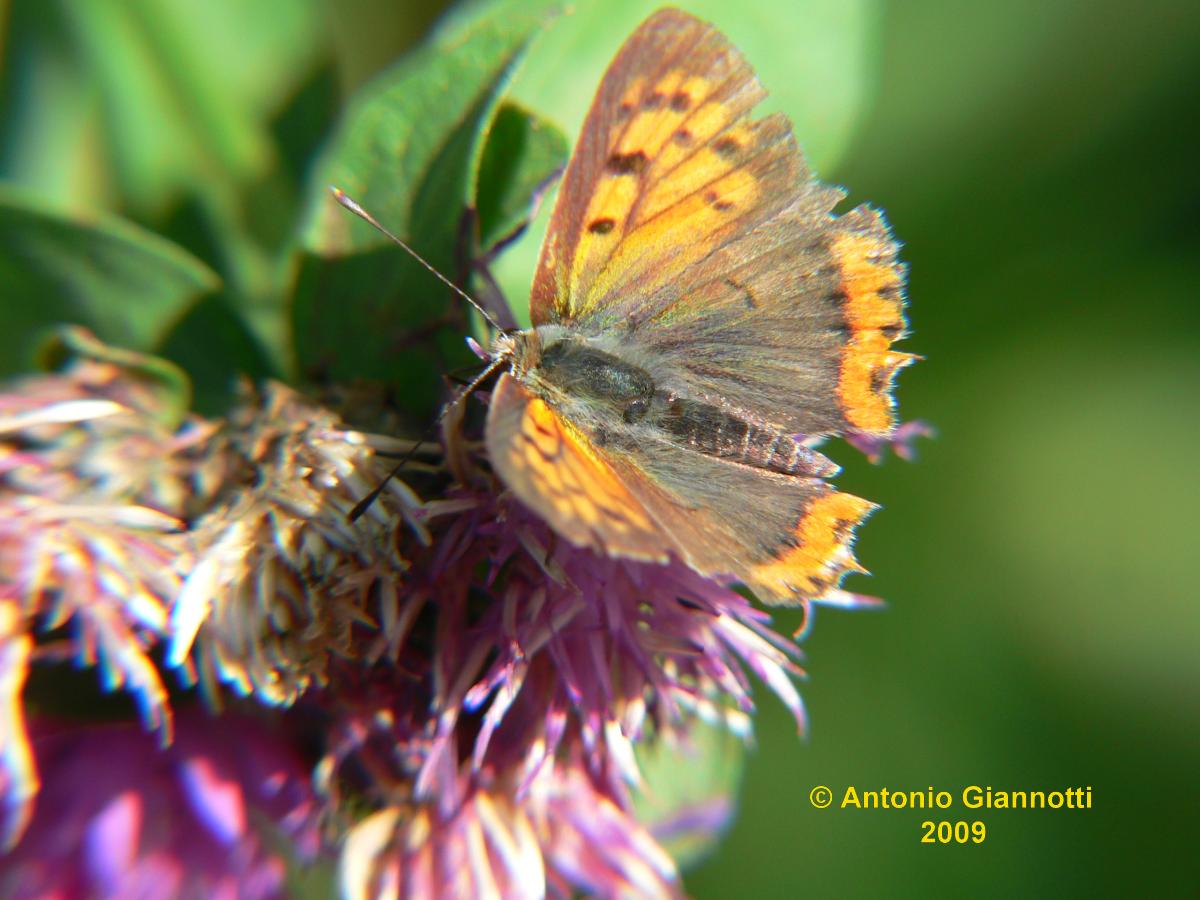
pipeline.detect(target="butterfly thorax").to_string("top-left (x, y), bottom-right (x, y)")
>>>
top-left (502, 328), bottom-right (835, 478)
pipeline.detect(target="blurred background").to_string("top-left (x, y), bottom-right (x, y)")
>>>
top-left (2, 0), bottom-right (1197, 895)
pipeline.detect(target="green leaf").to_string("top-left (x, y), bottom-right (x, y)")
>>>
top-left (632, 719), bottom-right (746, 871)
top-left (39, 326), bottom-right (192, 430)
top-left (300, 9), bottom-right (556, 254)
top-left (0, 187), bottom-right (219, 378)
top-left (0, 0), bottom-right (323, 214)
top-left (292, 6), bottom-right (557, 401)
top-left (158, 293), bottom-right (276, 416)
top-left (475, 101), bottom-right (568, 253)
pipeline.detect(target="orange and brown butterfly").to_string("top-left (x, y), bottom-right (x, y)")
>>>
top-left (485, 7), bottom-right (914, 606)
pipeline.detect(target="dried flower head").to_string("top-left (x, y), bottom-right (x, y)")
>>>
top-left (167, 382), bottom-right (426, 707)
top-left (0, 358), bottom-right (228, 846)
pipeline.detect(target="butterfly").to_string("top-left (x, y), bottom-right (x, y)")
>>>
top-left (479, 8), bottom-right (913, 606)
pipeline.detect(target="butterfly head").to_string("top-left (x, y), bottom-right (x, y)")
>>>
top-left (490, 329), bottom-right (542, 380)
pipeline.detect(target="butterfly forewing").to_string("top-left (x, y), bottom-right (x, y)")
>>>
top-left (529, 8), bottom-right (911, 437)
top-left (487, 372), bottom-right (673, 561)
top-left (531, 9), bottom-right (797, 327)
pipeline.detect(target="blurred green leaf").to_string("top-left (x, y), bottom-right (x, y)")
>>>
top-left (474, 101), bottom-right (568, 252)
top-left (0, 0), bottom-right (323, 215)
top-left (0, 187), bottom-right (219, 378)
top-left (300, 5), bottom-right (555, 255)
top-left (293, 5), bottom-right (556, 399)
top-left (158, 293), bottom-right (276, 416)
top-left (0, 1), bottom-right (327, 384)
top-left (270, 62), bottom-right (342, 207)
top-left (39, 326), bottom-right (192, 429)
top-left (633, 720), bottom-right (746, 871)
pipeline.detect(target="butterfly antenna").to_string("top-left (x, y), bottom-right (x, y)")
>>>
top-left (348, 357), bottom-right (506, 522)
top-left (329, 186), bottom-right (504, 334)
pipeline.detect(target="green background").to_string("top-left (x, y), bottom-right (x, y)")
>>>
top-left (3, 0), bottom-right (1197, 896)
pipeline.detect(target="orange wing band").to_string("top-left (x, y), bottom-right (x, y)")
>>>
top-left (486, 375), bottom-right (667, 562)
top-left (748, 491), bottom-right (876, 602)
top-left (833, 231), bottom-right (917, 434)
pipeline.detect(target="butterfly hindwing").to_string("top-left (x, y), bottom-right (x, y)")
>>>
top-left (486, 371), bottom-right (876, 604)
top-left (615, 437), bottom-right (877, 604)
top-left (635, 202), bottom-right (914, 437)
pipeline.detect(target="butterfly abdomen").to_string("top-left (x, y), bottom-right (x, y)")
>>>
top-left (653, 397), bottom-right (833, 476)
top-left (530, 337), bottom-right (832, 477)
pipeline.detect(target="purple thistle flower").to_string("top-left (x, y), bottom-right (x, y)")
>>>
top-left (411, 489), bottom-right (809, 787)
top-left (845, 420), bottom-right (935, 464)
top-left (314, 474), bottom-right (852, 893)
top-left (1, 712), bottom-right (319, 899)
top-left (164, 384), bottom-right (829, 892)
top-left (0, 353), bottom-right (902, 896)
top-left (0, 600), bottom-right (35, 851)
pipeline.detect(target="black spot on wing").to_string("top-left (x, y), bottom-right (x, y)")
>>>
top-left (713, 135), bottom-right (742, 158)
top-left (725, 277), bottom-right (758, 309)
top-left (588, 218), bottom-right (616, 234)
top-left (608, 151), bottom-right (649, 175)
top-left (704, 190), bottom-right (734, 212)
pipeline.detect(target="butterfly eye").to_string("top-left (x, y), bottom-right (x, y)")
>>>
top-left (623, 398), bottom-right (651, 423)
